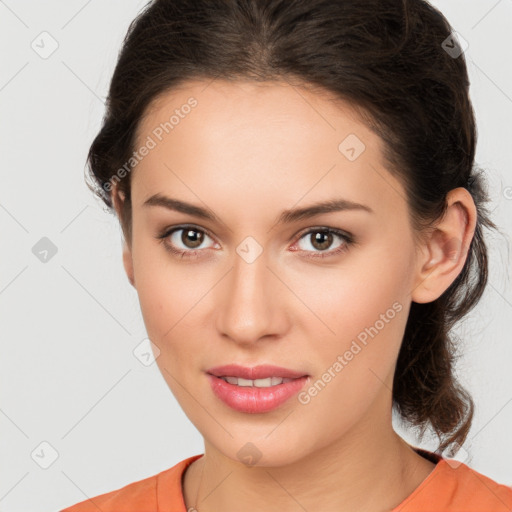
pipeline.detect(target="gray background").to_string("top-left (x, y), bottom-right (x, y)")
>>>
top-left (1, 1), bottom-right (511, 511)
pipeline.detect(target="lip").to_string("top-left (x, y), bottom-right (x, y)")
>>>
top-left (207, 373), bottom-right (310, 413)
top-left (206, 364), bottom-right (309, 380)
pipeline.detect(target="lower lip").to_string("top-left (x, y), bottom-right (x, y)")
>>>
top-left (206, 374), bottom-right (310, 413)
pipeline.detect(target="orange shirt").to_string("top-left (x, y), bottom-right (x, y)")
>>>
top-left (60, 449), bottom-right (512, 512)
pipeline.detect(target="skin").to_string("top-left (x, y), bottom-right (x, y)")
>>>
top-left (112, 79), bottom-right (476, 512)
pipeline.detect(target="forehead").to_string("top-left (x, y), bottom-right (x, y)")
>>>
top-left (136, 78), bottom-right (371, 151)
top-left (130, 79), bottom-right (407, 222)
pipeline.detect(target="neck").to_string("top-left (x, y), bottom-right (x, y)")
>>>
top-left (183, 405), bottom-right (436, 512)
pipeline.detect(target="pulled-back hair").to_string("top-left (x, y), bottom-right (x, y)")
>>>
top-left (85, 0), bottom-right (499, 453)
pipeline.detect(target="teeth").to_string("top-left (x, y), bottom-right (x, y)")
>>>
top-left (220, 376), bottom-right (293, 387)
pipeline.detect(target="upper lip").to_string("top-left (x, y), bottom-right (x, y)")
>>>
top-left (206, 364), bottom-right (308, 380)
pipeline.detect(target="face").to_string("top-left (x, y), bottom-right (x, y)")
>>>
top-left (121, 79), bottom-right (423, 466)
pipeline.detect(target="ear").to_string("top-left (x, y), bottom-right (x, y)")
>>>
top-left (122, 242), bottom-right (135, 288)
top-left (111, 185), bottom-right (136, 288)
top-left (411, 187), bottom-right (477, 304)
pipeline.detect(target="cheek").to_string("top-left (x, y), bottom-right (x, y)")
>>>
top-left (294, 281), bottom-right (408, 436)
top-left (136, 266), bottom-right (202, 344)
top-left (131, 237), bottom-right (200, 347)
top-left (134, 268), bottom-right (206, 398)
top-left (289, 247), bottom-right (411, 346)
top-left (292, 247), bottom-right (411, 402)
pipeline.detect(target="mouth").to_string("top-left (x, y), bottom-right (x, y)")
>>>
top-left (205, 363), bottom-right (310, 413)
top-left (206, 363), bottom-right (309, 382)
top-left (213, 375), bottom-right (296, 387)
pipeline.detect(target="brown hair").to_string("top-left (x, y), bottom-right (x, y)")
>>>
top-left (85, 0), bottom-right (500, 454)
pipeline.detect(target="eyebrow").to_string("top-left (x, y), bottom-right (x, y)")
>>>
top-left (142, 193), bottom-right (374, 224)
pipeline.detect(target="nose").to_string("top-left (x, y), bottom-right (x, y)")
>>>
top-left (215, 246), bottom-right (288, 346)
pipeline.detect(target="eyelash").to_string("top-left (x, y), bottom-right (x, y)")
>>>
top-left (156, 224), bottom-right (355, 260)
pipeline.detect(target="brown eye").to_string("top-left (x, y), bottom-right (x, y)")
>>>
top-left (158, 225), bottom-right (218, 258)
top-left (294, 227), bottom-right (353, 259)
top-left (180, 228), bottom-right (204, 249)
top-left (309, 231), bottom-right (334, 251)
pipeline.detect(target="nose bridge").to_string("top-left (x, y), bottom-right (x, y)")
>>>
top-left (216, 242), bottom-right (282, 343)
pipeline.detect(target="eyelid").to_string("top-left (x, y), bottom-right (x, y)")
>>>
top-left (158, 222), bottom-right (210, 235)
top-left (289, 226), bottom-right (354, 254)
top-left (293, 225), bottom-right (353, 242)
top-left (161, 224), bottom-right (218, 246)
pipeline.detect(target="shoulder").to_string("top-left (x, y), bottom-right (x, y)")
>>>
top-left (60, 454), bottom-right (203, 512)
top-left (438, 460), bottom-right (512, 510)
top-left (399, 457), bottom-right (512, 511)
top-left (59, 472), bottom-right (158, 512)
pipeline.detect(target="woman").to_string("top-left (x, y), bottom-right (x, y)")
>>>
top-left (61, 0), bottom-right (511, 510)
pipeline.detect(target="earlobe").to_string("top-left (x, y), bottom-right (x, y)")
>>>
top-left (112, 184), bottom-right (135, 288)
top-left (411, 187), bottom-right (476, 304)
top-left (122, 242), bottom-right (136, 287)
